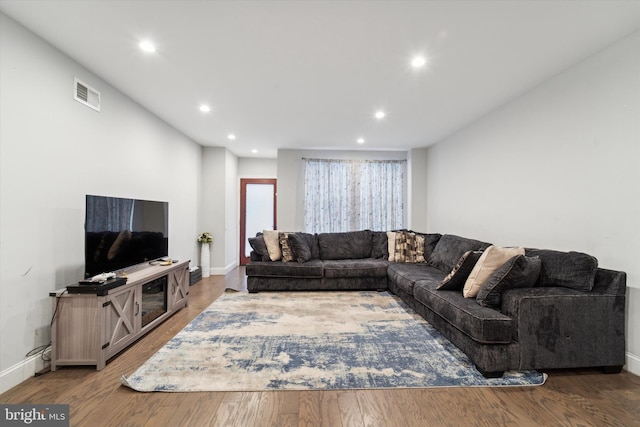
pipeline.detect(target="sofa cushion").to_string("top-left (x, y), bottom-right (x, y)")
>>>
top-left (463, 246), bottom-right (525, 298)
top-left (288, 232), bottom-right (319, 263)
top-left (427, 234), bottom-right (492, 273)
top-left (387, 263), bottom-right (447, 296)
top-left (318, 230), bottom-right (372, 260)
top-left (476, 255), bottom-right (541, 308)
top-left (245, 259), bottom-right (324, 278)
top-left (525, 248), bottom-right (598, 291)
top-left (322, 259), bottom-right (388, 279)
top-left (414, 281), bottom-right (514, 344)
top-left (438, 251), bottom-right (483, 290)
top-left (263, 229), bottom-right (282, 261)
top-left (371, 231), bottom-right (389, 259)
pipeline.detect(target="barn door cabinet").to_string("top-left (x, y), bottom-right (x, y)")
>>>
top-left (50, 260), bottom-right (190, 370)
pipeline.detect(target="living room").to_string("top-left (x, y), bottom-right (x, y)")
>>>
top-left (1, 0), bottom-right (639, 421)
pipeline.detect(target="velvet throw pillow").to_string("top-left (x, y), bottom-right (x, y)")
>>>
top-left (438, 250), bottom-right (483, 290)
top-left (386, 231), bottom-right (397, 262)
top-left (248, 234), bottom-right (270, 261)
top-left (288, 233), bottom-right (313, 263)
top-left (262, 229), bottom-right (282, 261)
top-left (463, 245), bottom-right (525, 298)
top-left (476, 255), bottom-right (542, 308)
top-left (371, 231), bottom-right (389, 259)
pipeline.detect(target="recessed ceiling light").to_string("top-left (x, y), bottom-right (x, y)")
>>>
top-left (357, 138), bottom-right (365, 144)
top-left (374, 110), bottom-right (386, 120)
top-left (228, 134), bottom-right (236, 140)
top-left (251, 149), bottom-right (258, 154)
top-left (411, 55), bottom-right (427, 68)
top-left (199, 104), bottom-right (211, 113)
top-left (139, 40), bottom-right (156, 53)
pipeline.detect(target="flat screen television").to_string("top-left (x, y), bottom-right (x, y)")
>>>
top-left (85, 195), bottom-right (168, 278)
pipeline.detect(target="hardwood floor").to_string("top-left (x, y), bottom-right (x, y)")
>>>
top-left (2, 268), bottom-right (639, 426)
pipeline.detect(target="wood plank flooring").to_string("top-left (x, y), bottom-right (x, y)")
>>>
top-left (2, 268), bottom-right (639, 426)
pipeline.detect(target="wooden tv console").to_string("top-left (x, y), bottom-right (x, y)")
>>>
top-left (49, 260), bottom-right (190, 371)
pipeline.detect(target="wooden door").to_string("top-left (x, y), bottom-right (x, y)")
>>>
top-left (240, 179), bottom-right (277, 265)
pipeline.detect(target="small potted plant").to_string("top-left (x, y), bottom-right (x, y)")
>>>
top-left (198, 232), bottom-right (213, 277)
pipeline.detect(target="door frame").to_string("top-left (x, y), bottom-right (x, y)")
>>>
top-left (239, 178), bottom-right (277, 265)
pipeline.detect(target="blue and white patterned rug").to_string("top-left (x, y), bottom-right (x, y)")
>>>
top-left (121, 291), bottom-right (546, 392)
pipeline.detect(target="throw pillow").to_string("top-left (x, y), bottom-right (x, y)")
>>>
top-left (391, 231), bottom-right (425, 263)
top-left (414, 233), bottom-right (426, 263)
top-left (524, 248), bottom-right (598, 291)
top-left (477, 255), bottom-right (542, 308)
top-left (248, 235), bottom-right (270, 261)
top-left (420, 233), bottom-right (442, 261)
top-left (463, 245), bottom-right (525, 298)
top-left (279, 232), bottom-right (295, 262)
top-left (288, 232), bottom-right (312, 263)
top-left (262, 229), bottom-right (282, 261)
top-left (387, 231), bottom-right (397, 262)
top-left (394, 231), bottom-right (409, 262)
top-left (438, 250), bottom-right (483, 290)
top-left (371, 231), bottom-right (389, 259)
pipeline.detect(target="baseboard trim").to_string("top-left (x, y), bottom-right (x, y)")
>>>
top-left (625, 351), bottom-right (640, 376)
top-left (210, 261), bottom-right (238, 276)
top-left (0, 349), bottom-right (51, 394)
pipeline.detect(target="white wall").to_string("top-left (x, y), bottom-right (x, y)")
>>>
top-left (408, 148), bottom-right (429, 231)
top-left (0, 14), bottom-right (202, 392)
top-left (425, 31), bottom-right (640, 374)
top-left (201, 147), bottom-right (239, 274)
top-left (238, 157), bottom-right (277, 179)
top-left (277, 149), bottom-right (410, 231)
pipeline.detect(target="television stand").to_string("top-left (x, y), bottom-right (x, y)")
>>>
top-left (49, 260), bottom-right (190, 371)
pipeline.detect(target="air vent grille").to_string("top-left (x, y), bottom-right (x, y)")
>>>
top-left (74, 77), bottom-right (100, 111)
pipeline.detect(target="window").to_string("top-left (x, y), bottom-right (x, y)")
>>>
top-left (303, 158), bottom-right (405, 233)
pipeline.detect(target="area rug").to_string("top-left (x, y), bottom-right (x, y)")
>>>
top-left (121, 291), bottom-right (546, 392)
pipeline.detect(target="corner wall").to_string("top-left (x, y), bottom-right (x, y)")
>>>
top-left (0, 14), bottom-right (202, 392)
top-left (425, 31), bottom-right (640, 374)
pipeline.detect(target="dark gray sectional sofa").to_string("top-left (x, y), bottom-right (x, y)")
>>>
top-left (246, 230), bottom-right (626, 377)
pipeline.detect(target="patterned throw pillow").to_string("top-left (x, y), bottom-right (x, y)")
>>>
top-left (393, 231), bottom-right (426, 263)
top-left (414, 233), bottom-right (426, 263)
top-left (279, 232), bottom-right (295, 262)
top-left (394, 231), bottom-right (409, 262)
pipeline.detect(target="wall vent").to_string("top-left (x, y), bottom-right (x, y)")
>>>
top-left (74, 77), bottom-right (100, 111)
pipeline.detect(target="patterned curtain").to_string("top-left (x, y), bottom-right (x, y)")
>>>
top-left (303, 158), bottom-right (405, 233)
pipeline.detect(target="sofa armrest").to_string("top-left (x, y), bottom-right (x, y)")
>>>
top-left (501, 271), bottom-right (625, 370)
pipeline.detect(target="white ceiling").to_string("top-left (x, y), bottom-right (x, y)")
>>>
top-left (2, 1), bottom-right (640, 158)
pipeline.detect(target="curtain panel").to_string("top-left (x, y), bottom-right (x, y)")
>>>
top-left (303, 158), bottom-right (405, 233)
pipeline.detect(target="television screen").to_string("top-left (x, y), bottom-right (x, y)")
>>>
top-left (85, 195), bottom-right (168, 278)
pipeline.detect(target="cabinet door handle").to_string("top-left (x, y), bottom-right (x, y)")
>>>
top-left (135, 302), bottom-right (139, 316)
top-left (173, 284), bottom-right (177, 295)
